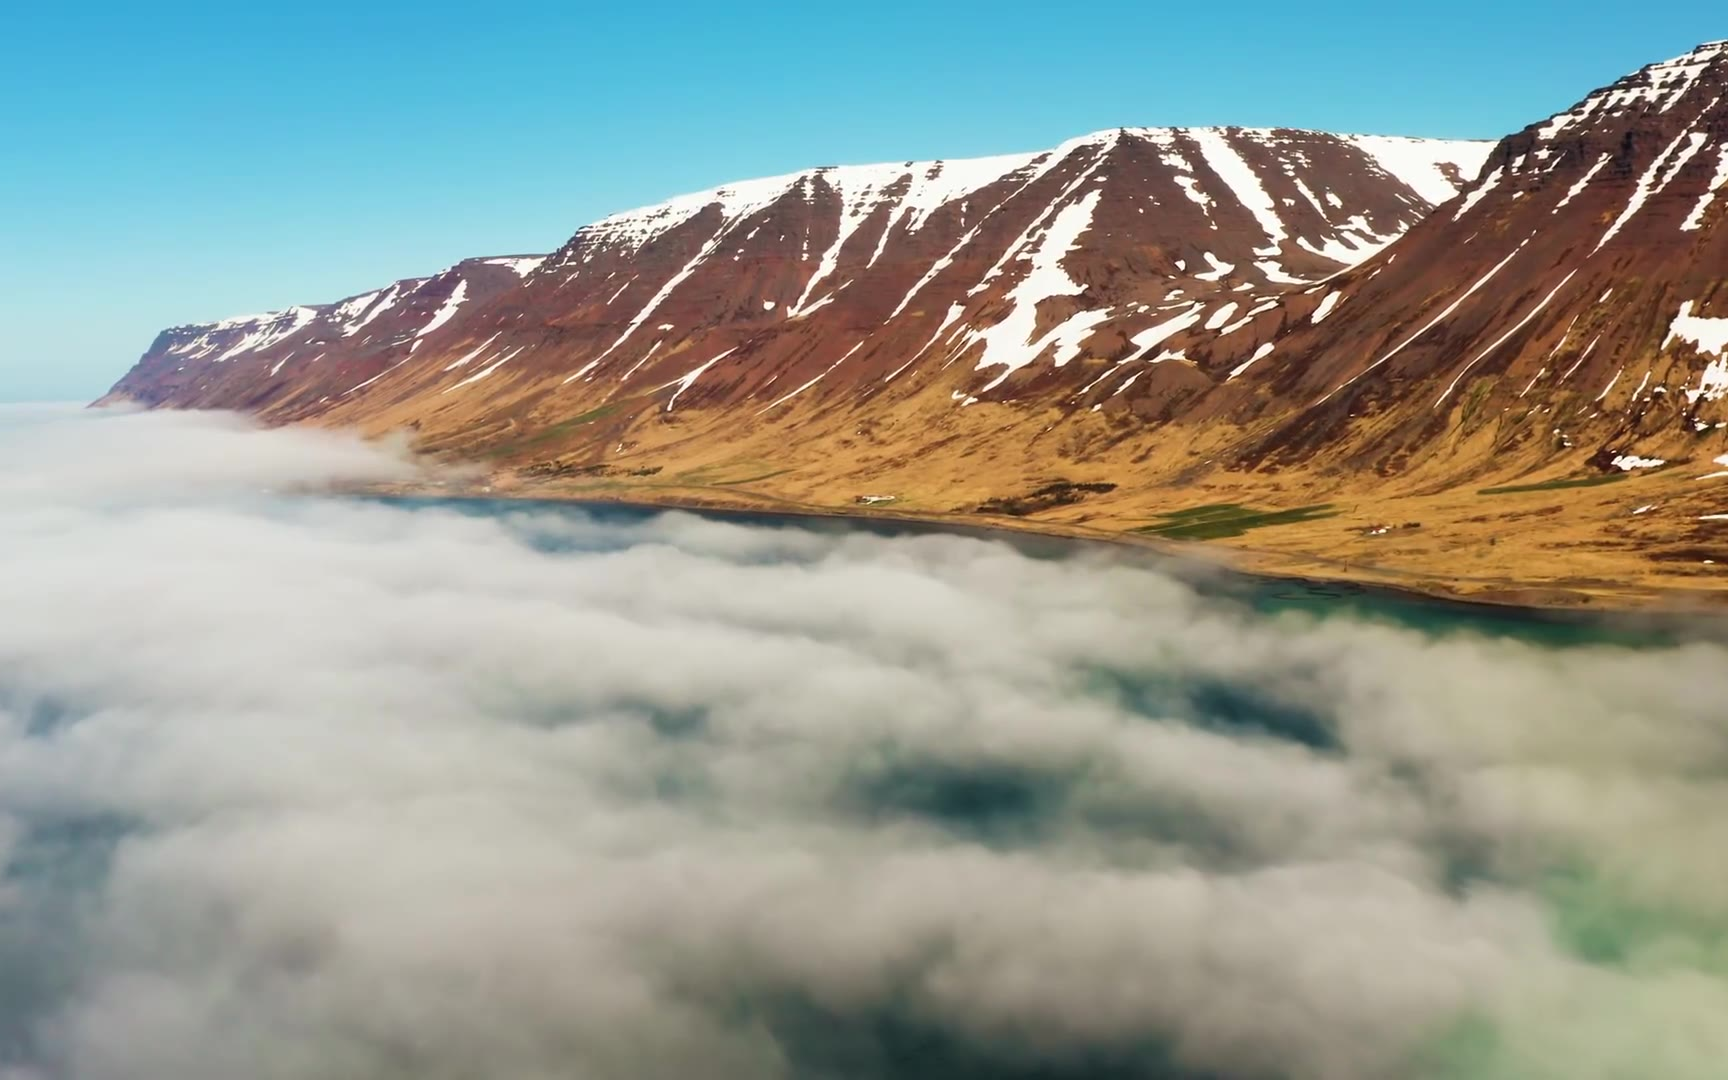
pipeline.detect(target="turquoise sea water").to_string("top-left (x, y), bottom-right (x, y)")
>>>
top-left (384, 495), bottom-right (1715, 648)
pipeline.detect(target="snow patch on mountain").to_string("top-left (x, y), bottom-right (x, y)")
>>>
top-left (1121, 304), bottom-right (1206, 365)
top-left (1320, 241), bottom-right (1527, 404)
top-left (445, 346), bottom-right (527, 393)
top-left (665, 347), bottom-right (740, 410)
top-left (443, 333), bottom-right (502, 372)
top-left (1594, 130), bottom-right (1709, 252)
top-left (1666, 300), bottom-right (1728, 357)
top-left (1343, 135), bottom-right (1493, 205)
top-left (1681, 144), bottom-right (1728, 230)
top-left (969, 190), bottom-right (1104, 391)
top-left (1230, 341), bottom-right (1277, 380)
top-left (1555, 153), bottom-right (1612, 213)
top-left (1667, 300), bottom-right (1728, 404)
top-left (341, 283), bottom-right (407, 337)
top-left (1186, 128), bottom-right (1289, 256)
top-left (208, 307), bottom-right (318, 363)
top-left (412, 280), bottom-right (470, 348)
top-left (484, 256), bottom-right (547, 278)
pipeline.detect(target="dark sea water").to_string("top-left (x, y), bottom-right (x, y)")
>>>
top-left (382, 495), bottom-right (1715, 649)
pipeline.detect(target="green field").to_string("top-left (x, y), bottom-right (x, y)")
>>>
top-left (672, 461), bottom-right (798, 487)
top-left (1479, 474), bottom-right (1629, 496)
top-left (1134, 503), bottom-right (1339, 540)
top-left (485, 403), bottom-right (630, 458)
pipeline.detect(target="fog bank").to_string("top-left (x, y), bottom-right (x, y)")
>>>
top-left (1, 406), bottom-right (1725, 1079)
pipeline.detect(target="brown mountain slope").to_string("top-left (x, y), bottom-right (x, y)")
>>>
top-left (109, 256), bottom-right (547, 415)
top-left (1234, 39), bottom-right (1728, 492)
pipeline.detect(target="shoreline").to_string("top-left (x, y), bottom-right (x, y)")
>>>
top-left (365, 480), bottom-right (1728, 627)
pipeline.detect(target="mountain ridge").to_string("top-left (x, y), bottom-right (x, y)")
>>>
top-left (104, 125), bottom-right (1487, 419)
top-left (100, 45), bottom-right (1728, 608)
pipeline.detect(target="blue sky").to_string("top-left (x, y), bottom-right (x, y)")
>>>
top-left (1, 1), bottom-right (1721, 402)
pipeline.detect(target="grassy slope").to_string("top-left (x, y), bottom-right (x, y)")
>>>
top-left (328, 342), bottom-right (1728, 610)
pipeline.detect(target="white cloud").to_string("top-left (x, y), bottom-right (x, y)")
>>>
top-left (0, 407), bottom-right (1725, 1079)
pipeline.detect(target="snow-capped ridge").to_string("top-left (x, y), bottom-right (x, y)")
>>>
top-left (172, 255), bottom-right (544, 341)
top-left (569, 126), bottom-right (1491, 259)
top-left (131, 122), bottom-right (1495, 416)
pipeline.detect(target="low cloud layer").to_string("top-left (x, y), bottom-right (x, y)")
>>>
top-left (1, 405), bottom-right (1727, 1079)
